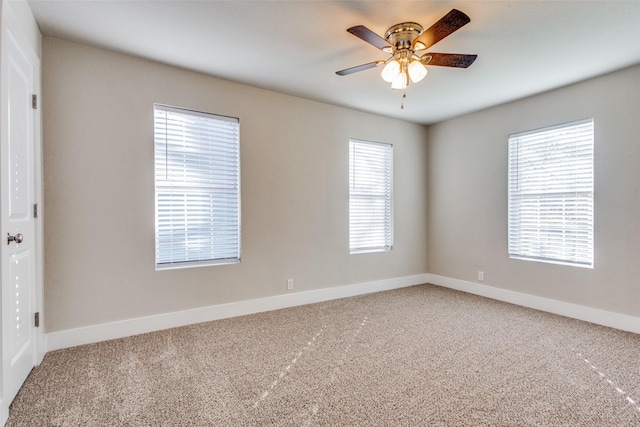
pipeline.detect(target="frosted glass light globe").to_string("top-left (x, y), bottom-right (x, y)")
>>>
top-left (381, 60), bottom-right (401, 83)
top-left (408, 60), bottom-right (427, 83)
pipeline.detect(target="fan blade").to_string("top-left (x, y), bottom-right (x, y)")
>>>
top-left (414, 9), bottom-right (471, 50)
top-left (422, 53), bottom-right (477, 68)
top-left (336, 61), bottom-right (384, 76)
top-left (347, 25), bottom-right (392, 51)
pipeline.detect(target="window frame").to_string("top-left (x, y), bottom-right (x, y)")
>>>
top-left (154, 104), bottom-right (241, 270)
top-left (349, 138), bottom-right (394, 254)
top-left (507, 118), bottom-right (594, 268)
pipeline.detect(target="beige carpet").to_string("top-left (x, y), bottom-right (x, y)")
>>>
top-left (7, 284), bottom-right (640, 426)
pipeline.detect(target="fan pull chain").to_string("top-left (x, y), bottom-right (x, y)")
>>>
top-left (400, 90), bottom-right (407, 109)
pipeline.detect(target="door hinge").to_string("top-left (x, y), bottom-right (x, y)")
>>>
top-left (34, 312), bottom-right (40, 328)
top-left (32, 94), bottom-right (37, 109)
top-left (33, 203), bottom-right (38, 219)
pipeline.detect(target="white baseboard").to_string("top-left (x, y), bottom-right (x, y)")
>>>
top-left (46, 272), bottom-right (638, 352)
top-left (46, 274), bottom-right (429, 352)
top-left (428, 274), bottom-right (640, 334)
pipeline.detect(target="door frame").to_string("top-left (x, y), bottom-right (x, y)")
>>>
top-left (0, 1), bottom-right (44, 423)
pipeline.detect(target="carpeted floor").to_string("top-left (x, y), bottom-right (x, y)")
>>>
top-left (6, 284), bottom-right (640, 426)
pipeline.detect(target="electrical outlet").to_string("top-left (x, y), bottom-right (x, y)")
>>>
top-left (287, 279), bottom-right (294, 290)
top-left (478, 271), bottom-right (484, 282)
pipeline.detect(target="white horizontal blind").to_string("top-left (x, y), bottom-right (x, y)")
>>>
top-left (154, 105), bottom-right (240, 268)
top-left (349, 139), bottom-right (393, 253)
top-left (508, 118), bottom-right (594, 267)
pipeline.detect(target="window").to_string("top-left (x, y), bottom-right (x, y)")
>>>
top-left (349, 139), bottom-right (393, 253)
top-left (508, 118), bottom-right (594, 267)
top-left (154, 105), bottom-right (240, 269)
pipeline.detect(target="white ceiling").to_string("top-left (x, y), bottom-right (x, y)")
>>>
top-left (27, 0), bottom-right (640, 125)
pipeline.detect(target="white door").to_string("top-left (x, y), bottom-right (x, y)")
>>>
top-left (1, 14), bottom-right (38, 409)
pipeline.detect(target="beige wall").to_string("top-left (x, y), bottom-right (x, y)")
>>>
top-left (42, 38), bottom-right (429, 333)
top-left (427, 64), bottom-right (640, 317)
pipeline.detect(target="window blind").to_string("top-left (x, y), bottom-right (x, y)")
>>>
top-left (508, 118), bottom-right (594, 267)
top-left (349, 139), bottom-right (393, 253)
top-left (154, 105), bottom-right (240, 268)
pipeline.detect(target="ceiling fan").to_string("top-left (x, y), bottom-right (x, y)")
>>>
top-left (336, 9), bottom-right (477, 91)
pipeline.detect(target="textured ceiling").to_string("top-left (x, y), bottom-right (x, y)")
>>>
top-left (27, 0), bottom-right (640, 125)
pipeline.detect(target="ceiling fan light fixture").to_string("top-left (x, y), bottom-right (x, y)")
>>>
top-left (408, 60), bottom-right (427, 83)
top-left (381, 59), bottom-right (401, 83)
top-left (391, 71), bottom-right (408, 90)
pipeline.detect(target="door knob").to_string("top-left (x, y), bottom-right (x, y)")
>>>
top-left (7, 233), bottom-right (23, 245)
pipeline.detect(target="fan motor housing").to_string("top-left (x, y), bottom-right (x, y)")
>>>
top-left (385, 22), bottom-right (424, 50)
